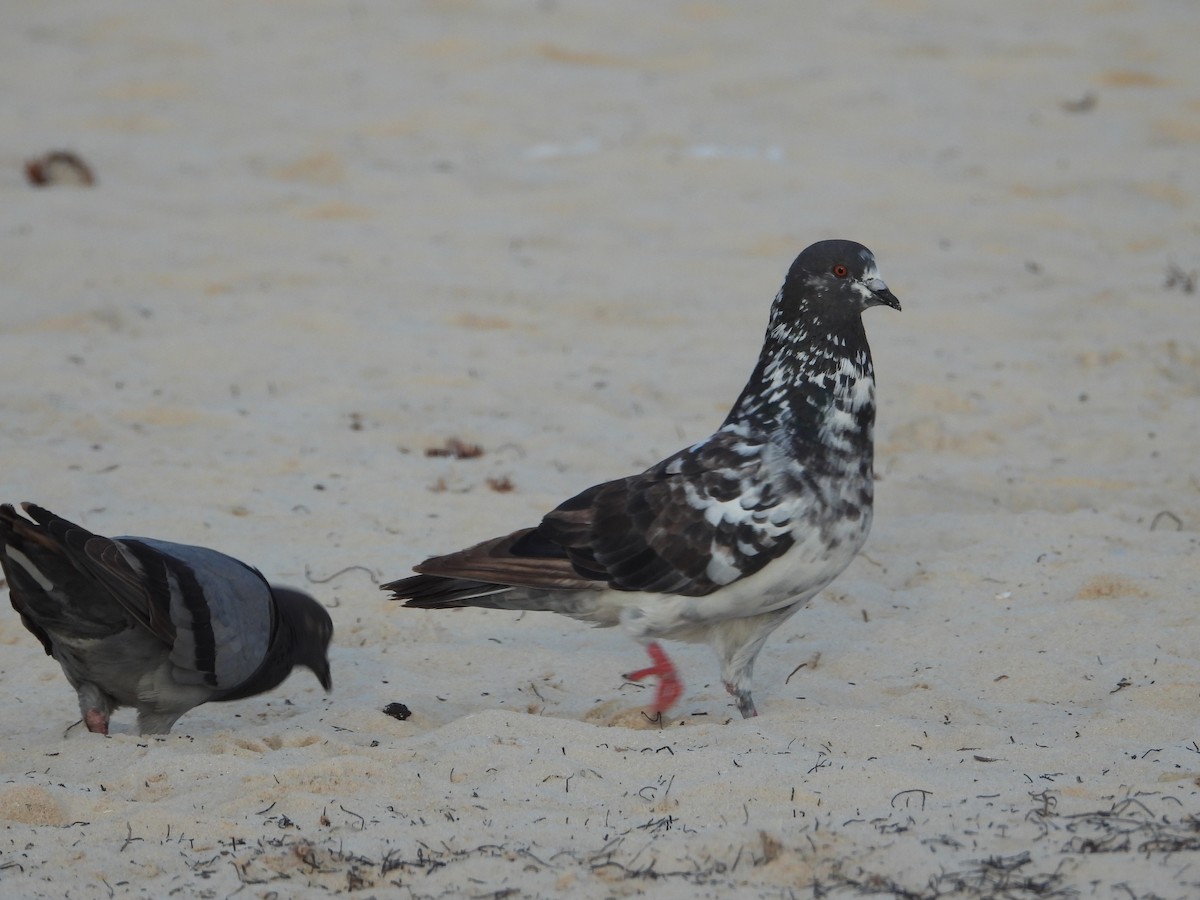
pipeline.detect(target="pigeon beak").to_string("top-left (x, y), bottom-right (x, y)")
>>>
top-left (314, 660), bottom-right (333, 692)
top-left (865, 277), bottom-right (901, 311)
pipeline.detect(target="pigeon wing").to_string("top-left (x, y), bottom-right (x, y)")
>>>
top-left (541, 430), bottom-right (797, 596)
top-left (19, 504), bottom-right (274, 692)
top-left (123, 539), bottom-right (276, 691)
top-left (4, 504), bottom-right (166, 644)
top-left (411, 431), bottom-right (797, 597)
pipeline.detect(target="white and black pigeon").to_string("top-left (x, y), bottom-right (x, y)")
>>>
top-left (0, 503), bottom-right (333, 735)
top-left (385, 240), bottom-right (899, 718)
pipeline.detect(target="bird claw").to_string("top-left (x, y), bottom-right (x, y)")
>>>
top-left (624, 642), bottom-right (684, 712)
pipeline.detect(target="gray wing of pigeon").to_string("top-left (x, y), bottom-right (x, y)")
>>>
top-left (113, 538), bottom-right (276, 691)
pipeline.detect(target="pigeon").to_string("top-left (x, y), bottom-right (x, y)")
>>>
top-left (385, 240), bottom-right (899, 718)
top-left (0, 503), bottom-right (333, 735)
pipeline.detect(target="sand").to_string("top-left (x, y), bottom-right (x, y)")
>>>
top-left (1, 1), bottom-right (1199, 896)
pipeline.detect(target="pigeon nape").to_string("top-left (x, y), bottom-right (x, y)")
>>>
top-left (385, 240), bottom-right (898, 719)
top-left (0, 502), bottom-right (334, 735)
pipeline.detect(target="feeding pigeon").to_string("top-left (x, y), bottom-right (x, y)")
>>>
top-left (385, 240), bottom-right (899, 718)
top-left (0, 503), bottom-right (333, 735)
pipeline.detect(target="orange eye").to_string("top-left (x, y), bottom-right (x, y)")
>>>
top-left (832, 264), bottom-right (849, 278)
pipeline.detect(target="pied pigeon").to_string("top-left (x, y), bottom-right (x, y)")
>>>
top-left (385, 240), bottom-right (898, 718)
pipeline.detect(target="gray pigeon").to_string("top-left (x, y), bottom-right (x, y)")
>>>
top-left (0, 503), bottom-right (333, 735)
top-left (385, 240), bottom-right (899, 718)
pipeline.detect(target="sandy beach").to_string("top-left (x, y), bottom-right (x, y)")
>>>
top-left (2, 1), bottom-right (1199, 896)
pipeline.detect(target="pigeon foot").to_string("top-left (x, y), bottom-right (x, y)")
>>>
top-left (624, 641), bottom-right (683, 712)
top-left (84, 709), bottom-right (109, 735)
top-left (724, 681), bottom-right (758, 718)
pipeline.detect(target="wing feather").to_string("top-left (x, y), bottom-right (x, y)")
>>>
top-left (389, 430), bottom-right (800, 602)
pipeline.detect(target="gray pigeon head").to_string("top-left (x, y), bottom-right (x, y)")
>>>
top-left (270, 586), bottom-right (334, 692)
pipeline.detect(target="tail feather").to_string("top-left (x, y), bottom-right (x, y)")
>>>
top-left (384, 574), bottom-right (511, 609)
top-left (0, 502), bottom-right (128, 648)
top-left (384, 525), bottom-right (600, 611)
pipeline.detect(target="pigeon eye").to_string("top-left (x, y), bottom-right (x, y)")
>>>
top-left (832, 264), bottom-right (849, 278)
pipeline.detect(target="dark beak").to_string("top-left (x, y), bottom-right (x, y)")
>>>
top-left (313, 659), bottom-right (332, 692)
top-left (866, 277), bottom-right (901, 311)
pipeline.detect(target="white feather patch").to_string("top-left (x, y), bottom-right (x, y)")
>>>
top-left (6, 547), bottom-right (54, 591)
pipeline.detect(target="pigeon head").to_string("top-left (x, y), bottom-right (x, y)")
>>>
top-left (724, 240), bottom-right (899, 436)
top-left (785, 239), bottom-right (901, 316)
top-left (271, 587), bottom-right (334, 691)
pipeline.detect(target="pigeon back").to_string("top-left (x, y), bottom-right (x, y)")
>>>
top-left (121, 538), bottom-right (276, 691)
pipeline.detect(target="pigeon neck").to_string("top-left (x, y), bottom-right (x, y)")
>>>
top-left (216, 619), bottom-right (294, 701)
top-left (724, 300), bottom-right (876, 464)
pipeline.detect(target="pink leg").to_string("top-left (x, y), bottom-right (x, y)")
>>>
top-left (83, 709), bottom-right (109, 735)
top-left (624, 642), bottom-right (684, 713)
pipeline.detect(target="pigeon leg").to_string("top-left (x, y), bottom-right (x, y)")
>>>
top-left (136, 710), bottom-right (182, 736)
top-left (624, 642), bottom-right (683, 712)
top-left (725, 681), bottom-right (758, 718)
top-left (83, 709), bottom-right (109, 734)
top-left (76, 684), bottom-right (113, 734)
